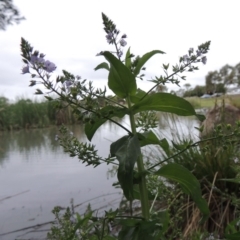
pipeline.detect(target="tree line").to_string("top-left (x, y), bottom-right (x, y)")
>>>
top-left (182, 62), bottom-right (240, 97)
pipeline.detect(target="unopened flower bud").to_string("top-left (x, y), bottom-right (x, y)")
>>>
top-left (33, 50), bottom-right (39, 56)
top-left (40, 53), bottom-right (45, 58)
top-left (202, 56), bottom-right (207, 64)
top-left (188, 48), bottom-right (194, 54)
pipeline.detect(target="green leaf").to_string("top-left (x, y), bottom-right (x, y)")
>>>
top-left (156, 210), bottom-right (169, 234)
top-left (118, 219), bottom-right (165, 240)
top-left (102, 51), bottom-right (137, 98)
top-left (225, 218), bottom-right (240, 235)
top-left (94, 62), bottom-right (109, 71)
top-left (132, 92), bottom-right (204, 121)
top-left (219, 178), bottom-right (240, 184)
top-left (125, 47), bottom-right (132, 69)
top-left (130, 88), bottom-right (147, 104)
top-left (154, 163), bottom-right (209, 220)
top-left (196, 114), bottom-right (206, 122)
top-left (137, 130), bottom-right (168, 149)
top-left (133, 184), bottom-right (155, 200)
top-left (84, 106), bottom-right (128, 141)
top-left (133, 50), bottom-right (165, 77)
top-left (110, 135), bottom-right (141, 200)
top-left (35, 89), bottom-right (43, 95)
top-left (225, 233), bottom-right (240, 240)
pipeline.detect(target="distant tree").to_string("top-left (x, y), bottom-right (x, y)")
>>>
top-left (0, 0), bottom-right (24, 30)
top-left (183, 85), bottom-right (205, 97)
top-left (183, 83), bottom-right (191, 91)
top-left (170, 90), bottom-right (176, 95)
top-left (205, 64), bottom-right (240, 93)
top-left (156, 84), bottom-right (168, 92)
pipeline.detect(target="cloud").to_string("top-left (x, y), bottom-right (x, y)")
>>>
top-left (1, 0), bottom-right (240, 101)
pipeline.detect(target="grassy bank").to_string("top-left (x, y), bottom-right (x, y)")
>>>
top-left (185, 94), bottom-right (240, 109)
top-left (0, 97), bottom-right (77, 131)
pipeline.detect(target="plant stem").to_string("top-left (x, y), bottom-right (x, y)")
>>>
top-left (126, 96), bottom-right (150, 220)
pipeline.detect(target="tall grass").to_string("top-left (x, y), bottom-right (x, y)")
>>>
top-left (145, 112), bottom-right (240, 239)
top-left (0, 96), bottom-right (78, 130)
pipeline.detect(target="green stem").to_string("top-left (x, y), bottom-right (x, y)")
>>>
top-left (126, 96), bottom-right (149, 220)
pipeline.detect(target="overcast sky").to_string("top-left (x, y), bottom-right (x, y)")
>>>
top-left (1, 0), bottom-right (240, 101)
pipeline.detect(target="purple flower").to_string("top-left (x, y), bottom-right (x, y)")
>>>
top-left (106, 32), bottom-right (113, 43)
top-left (202, 56), bottom-right (207, 64)
top-left (121, 34), bottom-right (127, 38)
top-left (44, 60), bottom-right (57, 73)
top-left (30, 55), bottom-right (45, 65)
top-left (30, 55), bottom-right (39, 64)
top-left (117, 50), bottom-right (123, 58)
top-left (196, 50), bottom-right (202, 57)
top-left (120, 38), bottom-right (127, 47)
top-left (22, 65), bottom-right (30, 74)
top-left (183, 55), bottom-right (189, 63)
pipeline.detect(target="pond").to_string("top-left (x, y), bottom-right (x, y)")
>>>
top-left (0, 114), bottom-right (199, 239)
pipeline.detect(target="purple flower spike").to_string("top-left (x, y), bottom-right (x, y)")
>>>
top-left (22, 65), bottom-right (30, 74)
top-left (44, 60), bottom-right (57, 73)
top-left (120, 38), bottom-right (127, 47)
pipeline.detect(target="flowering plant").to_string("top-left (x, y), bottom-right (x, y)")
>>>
top-left (20, 13), bottom-right (216, 239)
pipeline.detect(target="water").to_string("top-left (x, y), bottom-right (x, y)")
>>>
top-left (0, 114), bottom-right (200, 239)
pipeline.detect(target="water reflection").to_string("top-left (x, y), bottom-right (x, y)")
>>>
top-left (0, 115), bottom-right (200, 239)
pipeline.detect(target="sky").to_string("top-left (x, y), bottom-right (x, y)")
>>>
top-left (1, 0), bottom-right (240, 101)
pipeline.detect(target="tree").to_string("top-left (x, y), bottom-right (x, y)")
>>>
top-left (0, 0), bottom-right (24, 30)
top-left (205, 64), bottom-right (239, 93)
top-left (156, 84), bottom-right (168, 92)
top-left (184, 83), bottom-right (191, 91)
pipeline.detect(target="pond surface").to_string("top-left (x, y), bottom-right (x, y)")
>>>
top-left (0, 114), bottom-right (199, 239)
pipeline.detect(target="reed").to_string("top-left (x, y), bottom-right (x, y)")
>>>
top-left (0, 96), bottom-right (78, 130)
top-left (147, 113), bottom-right (240, 239)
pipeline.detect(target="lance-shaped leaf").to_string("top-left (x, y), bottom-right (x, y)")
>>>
top-left (125, 47), bottom-right (132, 69)
top-left (130, 88), bottom-right (147, 104)
top-left (102, 51), bottom-right (137, 98)
top-left (94, 62), bottom-right (109, 71)
top-left (133, 50), bottom-right (165, 77)
top-left (110, 135), bottom-right (141, 200)
top-left (132, 92), bottom-right (205, 121)
top-left (155, 163), bottom-right (209, 220)
top-left (84, 106), bottom-right (129, 141)
top-left (137, 130), bottom-right (169, 153)
top-left (225, 233), bottom-right (240, 240)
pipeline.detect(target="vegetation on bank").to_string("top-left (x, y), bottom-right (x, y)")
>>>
top-left (1, 94), bottom-right (240, 131)
top-left (0, 96), bottom-right (79, 130)
top-left (185, 94), bottom-right (240, 109)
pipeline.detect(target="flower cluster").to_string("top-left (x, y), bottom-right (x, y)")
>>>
top-left (181, 42), bottom-right (209, 67)
top-left (101, 13), bottom-right (127, 58)
top-left (21, 38), bottom-right (56, 74)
